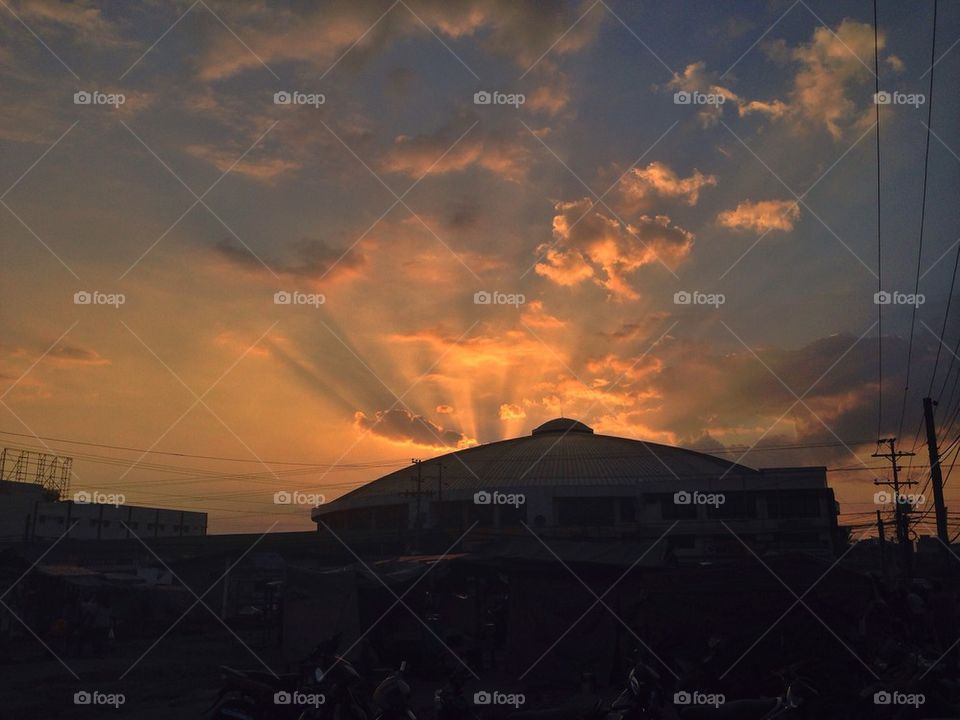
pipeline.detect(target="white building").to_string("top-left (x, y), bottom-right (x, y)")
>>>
top-left (0, 480), bottom-right (207, 541)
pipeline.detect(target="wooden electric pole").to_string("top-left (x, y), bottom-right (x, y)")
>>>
top-left (873, 437), bottom-right (916, 578)
top-left (877, 510), bottom-right (888, 579)
top-left (922, 397), bottom-right (950, 546)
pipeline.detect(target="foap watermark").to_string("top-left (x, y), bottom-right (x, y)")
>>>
top-left (674, 490), bottom-right (725, 508)
top-left (874, 91), bottom-right (925, 108)
top-left (674, 90), bottom-right (726, 106)
top-left (74, 690), bottom-right (125, 708)
top-left (274, 490), bottom-right (326, 506)
top-left (274, 290), bottom-right (325, 307)
top-left (674, 290), bottom-right (724, 308)
top-left (673, 691), bottom-right (725, 709)
top-left (473, 691), bottom-right (526, 709)
top-left (874, 491), bottom-right (925, 507)
top-left (474, 490), bottom-right (525, 508)
top-left (474, 91), bottom-right (525, 108)
top-left (274, 690), bottom-right (325, 708)
top-left (74, 490), bottom-right (126, 508)
top-left (873, 690), bottom-right (925, 708)
top-left (474, 290), bottom-right (525, 307)
top-left (74, 290), bottom-right (125, 308)
top-left (274, 91), bottom-right (325, 108)
top-left (874, 290), bottom-right (924, 307)
top-left (74, 90), bottom-right (125, 108)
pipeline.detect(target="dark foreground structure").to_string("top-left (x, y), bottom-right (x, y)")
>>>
top-left (0, 425), bottom-right (956, 718)
top-left (313, 419), bottom-right (842, 560)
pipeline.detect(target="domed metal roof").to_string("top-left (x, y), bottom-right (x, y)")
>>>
top-left (531, 418), bottom-right (594, 435)
top-left (324, 419), bottom-right (759, 505)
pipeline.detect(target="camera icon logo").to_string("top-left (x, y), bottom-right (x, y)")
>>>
top-left (74, 491), bottom-right (92, 504)
top-left (673, 91), bottom-right (692, 104)
top-left (474, 290), bottom-right (492, 305)
top-left (74, 91), bottom-right (92, 105)
top-left (874, 290), bottom-right (891, 305)
top-left (474, 490), bottom-right (491, 505)
top-left (874, 491), bottom-right (891, 505)
top-left (473, 691), bottom-right (492, 705)
top-left (74, 691), bottom-right (92, 705)
top-left (673, 290), bottom-right (692, 305)
top-left (673, 490), bottom-right (691, 505)
top-left (274, 491), bottom-right (292, 505)
top-left (274, 290), bottom-right (292, 305)
top-left (274, 91), bottom-right (292, 105)
top-left (474, 91), bottom-right (492, 105)
top-left (873, 91), bottom-right (892, 105)
top-left (274, 691), bottom-right (292, 705)
top-left (673, 691), bottom-right (692, 705)
top-left (873, 691), bottom-right (892, 705)
top-left (74, 290), bottom-right (92, 304)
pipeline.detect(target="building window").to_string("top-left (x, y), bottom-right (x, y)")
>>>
top-left (619, 497), bottom-right (637, 522)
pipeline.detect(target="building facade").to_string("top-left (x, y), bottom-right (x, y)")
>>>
top-left (0, 480), bottom-right (207, 541)
top-left (311, 418), bottom-right (841, 558)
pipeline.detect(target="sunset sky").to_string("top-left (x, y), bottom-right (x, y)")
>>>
top-left (1, 0), bottom-right (959, 533)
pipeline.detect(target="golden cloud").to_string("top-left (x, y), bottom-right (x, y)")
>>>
top-left (717, 199), bottom-right (800, 234)
top-left (537, 199), bottom-right (695, 299)
top-left (619, 161), bottom-right (717, 208)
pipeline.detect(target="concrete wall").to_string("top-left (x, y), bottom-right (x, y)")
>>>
top-left (0, 480), bottom-right (207, 541)
top-left (34, 502), bottom-right (208, 540)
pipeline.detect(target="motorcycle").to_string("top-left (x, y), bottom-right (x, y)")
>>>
top-left (207, 634), bottom-right (369, 720)
top-left (670, 665), bottom-right (817, 720)
top-left (508, 662), bottom-right (665, 720)
top-left (434, 668), bottom-right (477, 720)
top-left (372, 661), bottom-right (416, 720)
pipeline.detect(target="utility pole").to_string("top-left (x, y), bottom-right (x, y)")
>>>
top-left (412, 459), bottom-right (423, 529)
top-left (873, 437), bottom-right (916, 579)
top-left (922, 397), bottom-right (950, 546)
top-left (877, 510), bottom-right (888, 579)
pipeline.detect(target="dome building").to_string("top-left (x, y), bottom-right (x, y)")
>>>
top-left (312, 419), bottom-right (840, 558)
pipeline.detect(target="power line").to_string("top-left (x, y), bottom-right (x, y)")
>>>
top-left (874, 0), bottom-right (884, 439)
top-left (896, 0), bottom-right (939, 440)
top-left (0, 428), bottom-right (408, 468)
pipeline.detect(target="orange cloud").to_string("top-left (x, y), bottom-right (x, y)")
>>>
top-left (214, 237), bottom-right (366, 284)
top-left (185, 144), bottom-right (301, 181)
top-left (354, 408), bottom-right (476, 449)
top-left (525, 73), bottom-right (571, 116)
top-left (537, 199), bottom-right (695, 299)
top-left (45, 347), bottom-right (109, 368)
top-left (619, 161), bottom-right (717, 208)
top-left (772, 19), bottom-right (882, 139)
top-left (498, 403), bottom-right (526, 420)
top-left (717, 199), bottom-right (800, 234)
top-left (382, 122), bottom-right (530, 181)
top-left (521, 301), bottom-right (566, 329)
